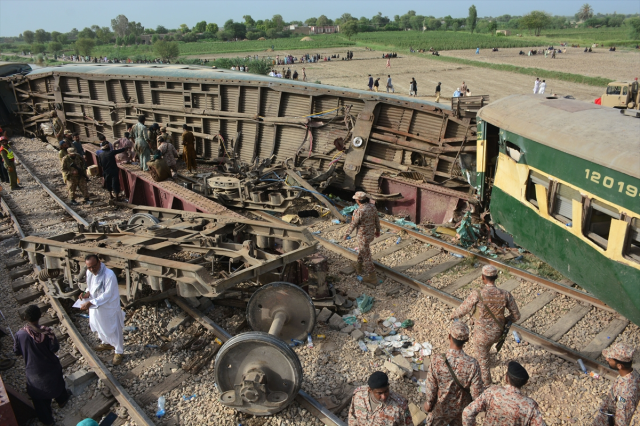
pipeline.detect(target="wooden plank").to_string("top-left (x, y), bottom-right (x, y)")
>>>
top-left (442, 268), bottom-right (483, 294)
top-left (582, 318), bottom-right (630, 360)
top-left (40, 314), bottom-right (59, 327)
top-left (371, 233), bottom-right (395, 246)
top-left (59, 353), bottom-right (77, 369)
top-left (415, 259), bottom-right (464, 282)
top-left (392, 249), bottom-right (441, 273)
top-left (339, 265), bottom-right (355, 275)
top-left (14, 287), bottom-right (44, 305)
top-left (137, 369), bottom-right (191, 406)
top-left (63, 394), bottom-right (116, 426)
top-left (543, 304), bottom-right (591, 341)
top-left (12, 277), bottom-right (37, 292)
top-left (122, 354), bottom-right (163, 381)
top-left (516, 291), bottom-right (557, 324)
top-left (5, 258), bottom-right (29, 269)
top-left (9, 268), bottom-right (32, 280)
top-left (212, 298), bottom-right (247, 309)
top-left (18, 302), bottom-right (49, 319)
top-left (372, 239), bottom-right (413, 260)
top-left (498, 279), bottom-right (521, 293)
top-left (322, 223), bottom-right (346, 234)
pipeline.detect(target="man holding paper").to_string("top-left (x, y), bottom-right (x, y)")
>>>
top-left (78, 254), bottom-right (125, 366)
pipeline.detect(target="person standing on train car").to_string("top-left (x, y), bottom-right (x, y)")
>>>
top-left (592, 342), bottom-right (640, 426)
top-left (344, 192), bottom-right (380, 285)
top-left (181, 124), bottom-right (197, 173)
top-left (450, 265), bottom-right (520, 386)
top-left (131, 115), bottom-right (151, 172)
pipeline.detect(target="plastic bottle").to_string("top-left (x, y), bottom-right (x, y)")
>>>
top-left (395, 237), bottom-right (402, 244)
top-left (306, 334), bottom-right (314, 348)
top-left (512, 331), bottom-right (521, 343)
top-left (156, 396), bottom-right (166, 418)
top-left (346, 235), bottom-right (351, 240)
top-left (332, 219), bottom-right (341, 224)
top-left (577, 359), bottom-right (588, 374)
top-left (164, 299), bottom-right (171, 308)
top-left (357, 341), bottom-right (368, 352)
top-left (368, 335), bottom-right (383, 341)
top-left (291, 339), bottom-right (304, 346)
top-left (124, 326), bottom-right (138, 332)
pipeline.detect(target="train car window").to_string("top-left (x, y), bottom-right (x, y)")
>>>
top-left (552, 184), bottom-right (581, 225)
top-left (586, 199), bottom-right (620, 250)
top-left (526, 170), bottom-right (549, 208)
top-left (625, 218), bottom-right (640, 263)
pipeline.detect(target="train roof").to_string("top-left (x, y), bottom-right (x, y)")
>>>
top-left (477, 94), bottom-right (640, 180)
top-left (27, 63), bottom-right (450, 110)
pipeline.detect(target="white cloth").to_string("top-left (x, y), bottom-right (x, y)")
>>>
top-left (87, 263), bottom-right (125, 354)
top-left (533, 80), bottom-right (540, 94)
top-left (539, 82), bottom-right (546, 94)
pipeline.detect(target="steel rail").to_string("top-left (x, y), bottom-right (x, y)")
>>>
top-left (252, 211), bottom-right (617, 381)
top-left (1, 192), bottom-right (155, 425)
top-left (13, 151), bottom-right (90, 227)
top-left (172, 297), bottom-right (347, 426)
top-left (379, 218), bottom-right (615, 313)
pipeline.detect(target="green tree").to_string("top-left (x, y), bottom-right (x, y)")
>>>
top-left (48, 41), bottom-right (62, 53)
top-left (426, 18), bottom-right (441, 31)
top-left (305, 17), bottom-right (317, 26)
top-left (488, 20), bottom-right (498, 34)
top-left (78, 27), bottom-right (95, 39)
top-left (443, 15), bottom-right (453, 30)
top-left (34, 29), bottom-right (48, 43)
top-left (577, 3), bottom-right (594, 21)
top-left (205, 23), bottom-right (219, 33)
top-left (95, 27), bottom-right (113, 44)
top-left (156, 25), bottom-right (169, 34)
top-left (266, 28), bottom-right (277, 38)
top-left (627, 17), bottom-right (640, 39)
top-left (151, 34), bottom-right (159, 43)
top-left (520, 11), bottom-right (552, 36)
top-left (182, 32), bottom-right (198, 42)
top-left (75, 38), bottom-right (95, 56)
top-left (23, 30), bottom-right (35, 44)
top-left (51, 31), bottom-right (61, 42)
top-left (125, 34), bottom-right (136, 45)
top-left (452, 22), bottom-right (460, 32)
top-left (128, 21), bottom-right (145, 36)
top-left (179, 24), bottom-right (190, 34)
top-left (467, 5), bottom-right (478, 33)
top-left (341, 20), bottom-right (359, 40)
top-left (154, 40), bottom-right (180, 59)
top-left (111, 14), bottom-right (129, 38)
top-left (243, 15), bottom-right (256, 28)
top-left (31, 43), bottom-right (46, 54)
top-left (194, 21), bottom-right (207, 33)
top-left (57, 33), bottom-right (68, 44)
top-left (272, 14), bottom-right (285, 31)
top-left (316, 15), bottom-right (329, 27)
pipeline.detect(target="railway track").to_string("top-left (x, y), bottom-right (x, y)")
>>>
top-left (0, 144), bottom-right (345, 426)
top-left (253, 210), bottom-right (631, 382)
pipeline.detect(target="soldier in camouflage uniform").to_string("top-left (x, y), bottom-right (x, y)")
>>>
top-left (424, 322), bottom-right (484, 426)
top-left (451, 265), bottom-right (520, 385)
top-left (462, 361), bottom-right (545, 426)
top-left (593, 342), bottom-right (640, 426)
top-left (61, 148), bottom-right (91, 205)
top-left (348, 371), bottom-right (412, 426)
top-left (344, 191), bottom-right (380, 284)
top-left (51, 111), bottom-right (64, 141)
top-left (148, 123), bottom-right (160, 151)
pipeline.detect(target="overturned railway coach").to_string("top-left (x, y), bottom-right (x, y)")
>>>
top-left (476, 95), bottom-right (640, 325)
top-left (2, 63), bottom-right (482, 223)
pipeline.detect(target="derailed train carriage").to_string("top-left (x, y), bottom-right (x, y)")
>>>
top-left (2, 64), bottom-right (639, 325)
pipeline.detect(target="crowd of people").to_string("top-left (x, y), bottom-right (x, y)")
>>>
top-left (49, 112), bottom-right (197, 204)
top-left (344, 191), bottom-right (640, 425)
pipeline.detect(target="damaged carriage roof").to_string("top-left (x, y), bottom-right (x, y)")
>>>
top-left (477, 94), bottom-right (640, 180)
top-left (26, 63), bottom-right (450, 110)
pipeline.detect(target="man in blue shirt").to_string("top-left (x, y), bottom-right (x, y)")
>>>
top-left (453, 88), bottom-right (462, 98)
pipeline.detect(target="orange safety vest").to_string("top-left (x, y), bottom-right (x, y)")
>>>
top-left (0, 145), bottom-right (14, 160)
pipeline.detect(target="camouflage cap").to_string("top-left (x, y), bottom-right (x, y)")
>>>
top-left (603, 342), bottom-right (635, 363)
top-left (353, 191), bottom-right (368, 200)
top-left (67, 147), bottom-right (76, 154)
top-left (449, 321), bottom-right (469, 341)
top-left (482, 265), bottom-right (498, 277)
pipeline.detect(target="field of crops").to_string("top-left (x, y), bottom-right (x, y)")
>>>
top-left (353, 31), bottom-right (543, 51)
top-left (91, 34), bottom-right (355, 59)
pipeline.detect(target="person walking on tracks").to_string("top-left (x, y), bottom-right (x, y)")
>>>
top-left (131, 115), bottom-right (151, 171)
top-left (450, 265), bottom-right (520, 385)
top-left (181, 124), bottom-right (197, 173)
top-left (462, 361), bottom-right (545, 426)
top-left (61, 147), bottom-right (92, 205)
top-left (344, 191), bottom-right (380, 285)
top-left (14, 305), bottom-right (71, 426)
top-left (592, 342), bottom-right (640, 426)
top-left (0, 137), bottom-right (22, 191)
top-left (348, 371), bottom-right (413, 426)
top-left (79, 254), bottom-right (126, 366)
top-left (423, 322), bottom-right (484, 425)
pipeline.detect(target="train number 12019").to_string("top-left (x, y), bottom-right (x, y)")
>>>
top-left (585, 169), bottom-right (638, 197)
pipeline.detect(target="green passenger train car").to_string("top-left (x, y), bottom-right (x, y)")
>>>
top-left (476, 95), bottom-right (640, 325)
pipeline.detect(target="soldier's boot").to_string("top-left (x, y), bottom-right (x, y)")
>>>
top-left (363, 272), bottom-right (378, 285)
top-left (352, 262), bottom-right (364, 275)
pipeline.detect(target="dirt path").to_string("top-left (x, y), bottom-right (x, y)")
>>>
top-left (189, 47), bottom-right (613, 103)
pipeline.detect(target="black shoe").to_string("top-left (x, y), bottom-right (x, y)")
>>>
top-left (84, 199), bottom-right (93, 205)
top-left (10, 186), bottom-right (23, 191)
top-left (69, 199), bottom-right (78, 206)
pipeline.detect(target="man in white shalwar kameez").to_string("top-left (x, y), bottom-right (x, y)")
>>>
top-left (79, 254), bottom-right (125, 365)
top-left (533, 78), bottom-right (540, 94)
